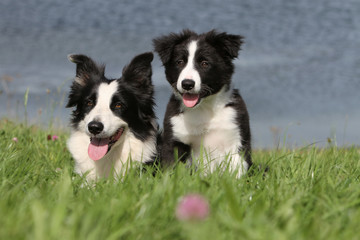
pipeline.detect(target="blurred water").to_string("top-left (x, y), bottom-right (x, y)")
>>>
top-left (1, 0), bottom-right (359, 148)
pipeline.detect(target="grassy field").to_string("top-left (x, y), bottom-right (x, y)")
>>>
top-left (1, 119), bottom-right (359, 240)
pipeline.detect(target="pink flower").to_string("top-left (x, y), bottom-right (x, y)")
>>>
top-left (52, 135), bottom-right (59, 141)
top-left (12, 137), bottom-right (18, 142)
top-left (176, 194), bottom-right (210, 221)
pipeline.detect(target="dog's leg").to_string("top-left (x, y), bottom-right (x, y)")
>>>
top-left (228, 153), bottom-right (249, 178)
top-left (161, 140), bottom-right (191, 168)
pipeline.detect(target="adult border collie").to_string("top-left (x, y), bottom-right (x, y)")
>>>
top-left (153, 29), bottom-right (252, 177)
top-left (66, 52), bottom-right (158, 181)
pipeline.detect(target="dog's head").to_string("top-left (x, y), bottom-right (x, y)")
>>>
top-left (66, 52), bottom-right (155, 160)
top-left (153, 29), bottom-right (243, 108)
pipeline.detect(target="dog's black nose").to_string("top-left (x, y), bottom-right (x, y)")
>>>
top-left (181, 79), bottom-right (195, 91)
top-left (88, 121), bottom-right (104, 135)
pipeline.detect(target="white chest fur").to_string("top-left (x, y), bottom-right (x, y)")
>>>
top-left (170, 88), bottom-right (248, 177)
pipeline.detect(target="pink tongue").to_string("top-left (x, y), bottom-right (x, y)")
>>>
top-left (183, 93), bottom-right (199, 108)
top-left (88, 138), bottom-right (109, 161)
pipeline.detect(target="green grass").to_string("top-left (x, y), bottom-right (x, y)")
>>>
top-left (1, 119), bottom-right (360, 240)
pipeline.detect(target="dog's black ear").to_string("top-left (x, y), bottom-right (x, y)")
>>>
top-left (153, 29), bottom-right (196, 64)
top-left (122, 52), bottom-right (156, 121)
top-left (122, 52), bottom-right (154, 86)
top-left (67, 54), bottom-right (105, 86)
top-left (66, 54), bottom-right (104, 108)
top-left (205, 30), bottom-right (244, 59)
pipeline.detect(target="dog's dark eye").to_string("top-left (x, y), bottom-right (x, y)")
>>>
top-left (201, 61), bottom-right (209, 68)
top-left (176, 60), bottom-right (185, 67)
top-left (114, 103), bottom-right (122, 109)
top-left (111, 101), bottom-right (122, 110)
top-left (86, 100), bottom-right (94, 107)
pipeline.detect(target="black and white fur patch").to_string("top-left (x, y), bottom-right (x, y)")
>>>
top-left (66, 52), bottom-right (158, 180)
top-left (153, 29), bottom-right (252, 177)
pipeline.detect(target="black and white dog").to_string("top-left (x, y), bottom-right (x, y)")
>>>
top-left (66, 52), bottom-right (158, 181)
top-left (153, 30), bottom-right (252, 177)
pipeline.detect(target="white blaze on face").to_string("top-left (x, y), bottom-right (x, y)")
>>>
top-left (84, 81), bottom-right (125, 137)
top-left (177, 40), bottom-right (201, 93)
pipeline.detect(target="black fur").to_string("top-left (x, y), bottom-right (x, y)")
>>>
top-left (161, 95), bottom-right (191, 165)
top-left (226, 90), bottom-right (252, 166)
top-left (154, 29), bottom-right (243, 100)
top-left (153, 29), bottom-right (252, 170)
top-left (67, 52), bottom-right (157, 141)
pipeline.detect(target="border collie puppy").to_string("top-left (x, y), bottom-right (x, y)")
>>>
top-left (153, 29), bottom-right (252, 177)
top-left (66, 52), bottom-right (158, 181)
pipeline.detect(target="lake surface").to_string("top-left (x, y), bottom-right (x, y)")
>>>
top-left (1, 0), bottom-right (359, 148)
